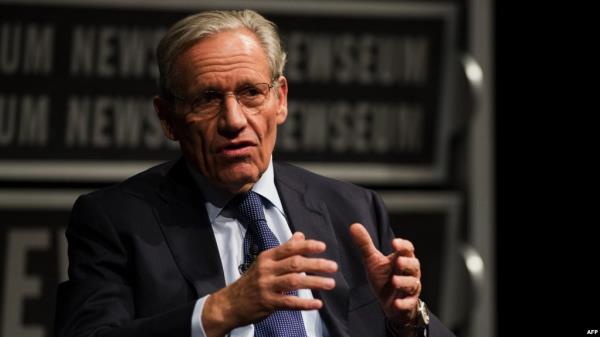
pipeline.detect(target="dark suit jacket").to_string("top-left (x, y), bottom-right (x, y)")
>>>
top-left (55, 159), bottom-right (455, 337)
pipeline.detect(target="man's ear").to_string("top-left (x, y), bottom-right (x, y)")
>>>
top-left (153, 96), bottom-right (178, 141)
top-left (275, 76), bottom-right (288, 125)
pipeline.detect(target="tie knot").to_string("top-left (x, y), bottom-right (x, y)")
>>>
top-left (233, 191), bottom-right (280, 251)
top-left (233, 191), bottom-right (266, 223)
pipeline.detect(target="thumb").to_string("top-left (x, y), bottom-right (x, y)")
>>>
top-left (291, 231), bottom-right (305, 241)
top-left (349, 223), bottom-right (381, 260)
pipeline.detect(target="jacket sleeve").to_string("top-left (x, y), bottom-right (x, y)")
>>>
top-left (54, 194), bottom-right (196, 337)
top-left (370, 190), bottom-right (395, 256)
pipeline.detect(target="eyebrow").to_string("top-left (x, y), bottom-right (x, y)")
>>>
top-left (197, 80), bottom-right (264, 92)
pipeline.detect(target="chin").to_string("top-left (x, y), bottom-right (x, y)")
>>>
top-left (218, 162), bottom-right (261, 187)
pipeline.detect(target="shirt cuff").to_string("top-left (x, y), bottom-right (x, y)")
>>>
top-left (191, 295), bottom-right (210, 337)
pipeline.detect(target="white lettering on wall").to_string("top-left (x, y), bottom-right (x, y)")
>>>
top-left (0, 23), bottom-right (54, 75)
top-left (283, 31), bottom-right (429, 86)
top-left (1, 229), bottom-right (50, 337)
top-left (70, 25), bottom-right (165, 79)
top-left (0, 94), bottom-right (49, 146)
top-left (65, 95), bottom-right (174, 149)
top-left (279, 100), bottom-right (425, 154)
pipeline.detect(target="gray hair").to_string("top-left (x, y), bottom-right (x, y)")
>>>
top-left (156, 9), bottom-right (287, 98)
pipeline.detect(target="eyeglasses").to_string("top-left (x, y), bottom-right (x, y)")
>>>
top-left (170, 82), bottom-right (274, 118)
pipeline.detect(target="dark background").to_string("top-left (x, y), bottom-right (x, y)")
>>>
top-left (0, 1), bottom-right (537, 337)
top-left (496, 2), bottom-right (599, 335)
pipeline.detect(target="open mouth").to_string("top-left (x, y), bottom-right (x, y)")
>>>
top-left (219, 141), bottom-right (255, 156)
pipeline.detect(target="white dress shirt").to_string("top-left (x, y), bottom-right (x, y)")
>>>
top-left (188, 158), bottom-right (328, 337)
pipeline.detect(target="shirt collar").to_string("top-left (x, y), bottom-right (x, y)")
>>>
top-left (186, 157), bottom-right (284, 224)
top-left (252, 158), bottom-right (284, 214)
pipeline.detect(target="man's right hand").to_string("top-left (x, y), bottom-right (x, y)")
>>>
top-left (201, 232), bottom-right (338, 337)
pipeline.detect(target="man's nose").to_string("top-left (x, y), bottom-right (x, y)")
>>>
top-left (218, 95), bottom-right (247, 135)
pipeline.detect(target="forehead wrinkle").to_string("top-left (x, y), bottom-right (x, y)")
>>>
top-left (192, 52), bottom-right (257, 67)
top-left (187, 56), bottom-right (270, 86)
top-left (196, 63), bottom-right (267, 76)
top-left (174, 29), bottom-right (271, 92)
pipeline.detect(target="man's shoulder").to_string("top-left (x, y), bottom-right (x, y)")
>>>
top-left (273, 161), bottom-right (371, 196)
top-left (81, 159), bottom-right (176, 203)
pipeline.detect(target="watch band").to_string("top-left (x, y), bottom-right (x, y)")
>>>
top-left (385, 299), bottom-right (430, 337)
top-left (385, 319), bottom-right (427, 337)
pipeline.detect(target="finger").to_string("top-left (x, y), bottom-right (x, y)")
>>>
top-left (292, 231), bottom-right (305, 241)
top-left (273, 273), bottom-right (336, 292)
top-left (391, 275), bottom-right (421, 297)
top-left (392, 238), bottom-right (416, 257)
top-left (395, 256), bottom-right (421, 278)
top-left (392, 297), bottom-right (419, 314)
top-left (274, 255), bottom-right (338, 275)
top-left (349, 223), bottom-right (380, 260)
top-left (273, 295), bottom-right (323, 311)
top-left (268, 238), bottom-right (326, 260)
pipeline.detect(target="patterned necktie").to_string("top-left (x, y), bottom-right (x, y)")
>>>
top-left (234, 191), bottom-right (309, 337)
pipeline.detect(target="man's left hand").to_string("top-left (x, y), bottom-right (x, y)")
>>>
top-left (349, 223), bottom-right (421, 329)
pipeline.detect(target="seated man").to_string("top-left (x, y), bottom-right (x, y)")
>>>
top-left (55, 9), bottom-right (456, 337)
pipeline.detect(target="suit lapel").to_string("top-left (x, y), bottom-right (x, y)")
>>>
top-left (275, 164), bottom-right (350, 337)
top-left (153, 159), bottom-right (226, 298)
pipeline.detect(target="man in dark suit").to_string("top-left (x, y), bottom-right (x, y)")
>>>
top-left (55, 9), bottom-right (456, 337)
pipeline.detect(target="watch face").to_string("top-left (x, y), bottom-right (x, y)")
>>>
top-left (418, 299), bottom-right (430, 325)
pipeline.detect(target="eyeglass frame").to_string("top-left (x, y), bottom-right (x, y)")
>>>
top-left (167, 80), bottom-right (277, 117)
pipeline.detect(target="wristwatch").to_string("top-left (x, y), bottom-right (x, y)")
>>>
top-left (413, 299), bottom-right (430, 332)
top-left (386, 299), bottom-right (430, 337)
